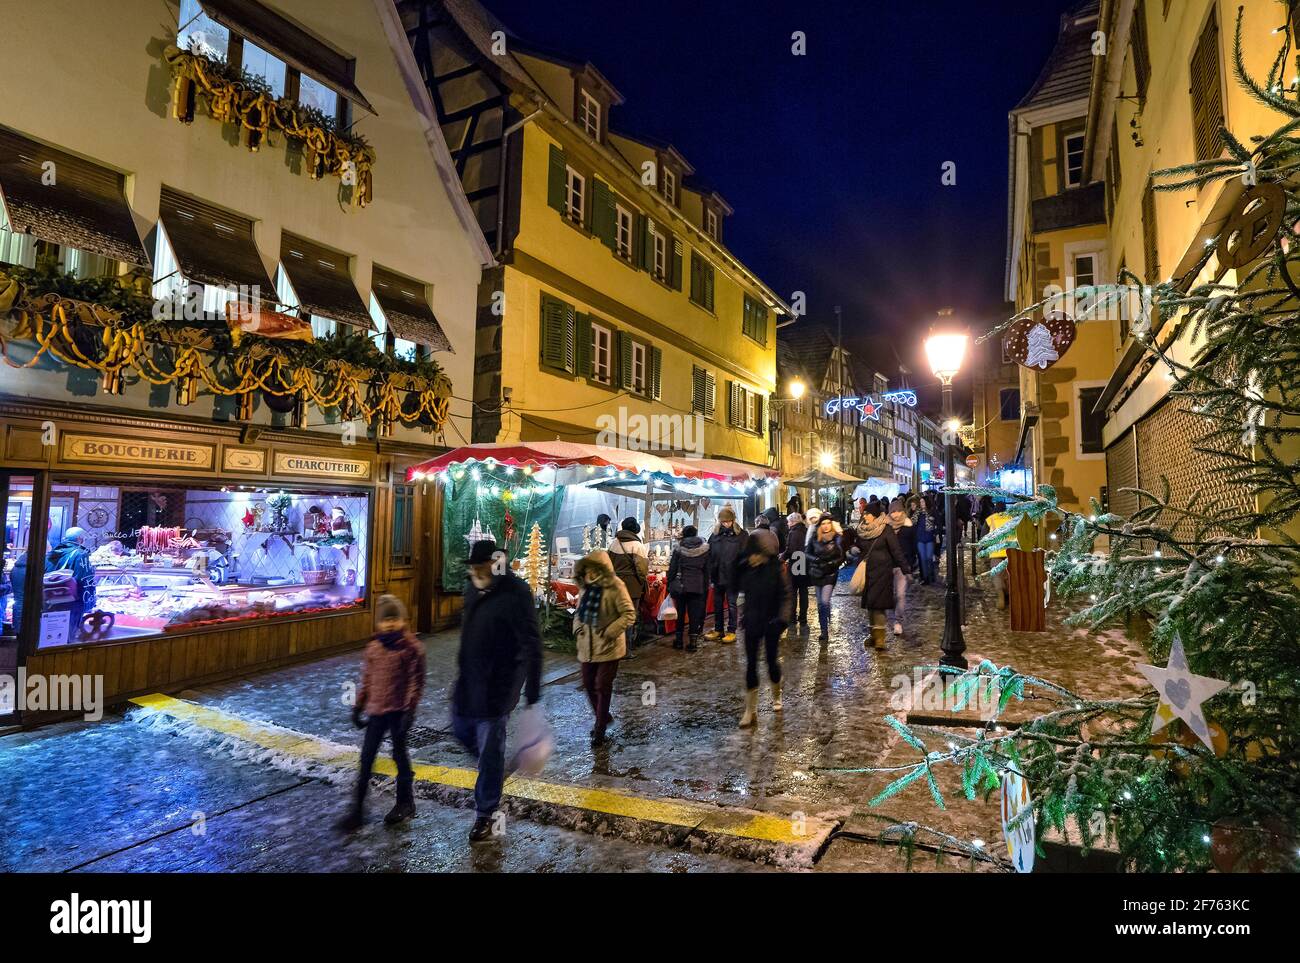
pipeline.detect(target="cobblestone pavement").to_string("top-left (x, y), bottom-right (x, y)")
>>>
top-left (0, 558), bottom-right (1149, 872)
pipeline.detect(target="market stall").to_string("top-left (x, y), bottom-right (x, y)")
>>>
top-left (785, 466), bottom-right (867, 513)
top-left (409, 442), bottom-right (779, 631)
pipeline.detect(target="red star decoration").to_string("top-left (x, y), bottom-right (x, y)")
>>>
top-left (859, 399), bottom-right (881, 422)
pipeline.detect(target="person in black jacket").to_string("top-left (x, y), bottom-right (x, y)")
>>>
top-left (736, 528), bottom-right (793, 728)
top-left (453, 539), bottom-right (543, 843)
top-left (783, 512), bottom-right (808, 628)
top-left (805, 516), bottom-right (844, 642)
top-left (856, 512), bottom-right (911, 650)
top-left (667, 526), bottom-right (710, 651)
top-left (705, 506), bottom-right (744, 641)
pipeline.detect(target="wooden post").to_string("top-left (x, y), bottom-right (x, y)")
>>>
top-left (1006, 547), bottom-right (1047, 632)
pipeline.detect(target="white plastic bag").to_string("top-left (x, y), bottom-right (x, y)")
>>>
top-left (509, 704), bottom-right (554, 776)
top-left (656, 595), bottom-right (678, 621)
top-left (849, 559), bottom-right (867, 595)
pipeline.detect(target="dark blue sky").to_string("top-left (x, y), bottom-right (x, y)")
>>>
top-left (484, 0), bottom-right (1080, 405)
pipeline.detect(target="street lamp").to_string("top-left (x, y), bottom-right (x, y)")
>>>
top-left (925, 323), bottom-right (969, 669)
top-left (789, 378), bottom-right (806, 400)
top-left (818, 449), bottom-right (835, 469)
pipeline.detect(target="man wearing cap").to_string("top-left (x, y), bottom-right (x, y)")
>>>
top-left (46, 527), bottom-right (96, 644)
top-left (705, 506), bottom-right (744, 642)
top-left (607, 516), bottom-right (649, 648)
top-left (454, 539), bottom-right (543, 843)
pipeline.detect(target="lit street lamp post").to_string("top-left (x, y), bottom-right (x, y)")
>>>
top-left (925, 326), bottom-right (969, 670)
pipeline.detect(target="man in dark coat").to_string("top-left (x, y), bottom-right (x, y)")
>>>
top-left (666, 525), bottom-right (709, 650)
top-left (736, 528), bottom-right (793, 727)
top-left (607, 517), bottom-right (649, 647)
top-left (46, 527), bottom-right (95, 644)
top-left (705, 506), bottom-right (744, 641)
top-left (762, 506), bottom-right (788, 554)
top-left (783, 512), bottom-right (809, 628)
top-left (856, 513), bottom-right (911, 649)
top-left (454, 539), bottom-right (543, 842)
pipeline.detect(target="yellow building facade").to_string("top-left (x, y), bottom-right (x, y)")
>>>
top-left (1006, 2), bottom-right (1115, 514)
top-left (404, 1), bottom-right (788, 474)
top-left (1085, 0), bottom-right (1285, 528)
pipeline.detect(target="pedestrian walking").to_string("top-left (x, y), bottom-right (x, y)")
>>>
top-left (885, 497), bottom-right (915, 636)
top-left (453, 540), bottom-right (543, 843)
top-left (983, 500), bottom-right (1015, 609)
top-left (705, 506), bottom-right (743, 642)
top-left (855, 509), bottom-right (911, 649)
top-left (736, 528), bottom-right (793, 727)
top-left (783, 511), bottom-right (809, 629)
top-left (607, 516), bottom-right (649, 648)
top-left (806, 516), bottom-right (844, 642)
top-left (914, 499), bottom-right (937, 584)
top-left (572, 549), bottom-right (635, 746)
top-left (763, 506), bottom-right (788, 550)
top-left (667, 525), bottom-right (710, 651)
top-left (338, 595), bottom-right (426, 832)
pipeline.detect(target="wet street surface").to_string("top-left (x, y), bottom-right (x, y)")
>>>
top-left (0, 562), bottom-right (1149, 872)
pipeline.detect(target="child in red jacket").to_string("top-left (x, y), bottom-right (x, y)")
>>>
top-left (338, 595), bottom-right (426, 831)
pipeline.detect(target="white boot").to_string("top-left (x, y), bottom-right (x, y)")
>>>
top-left (739, 688), bottom-right (759, 728)
top-left (893, 621), bottom-right (904, 635)
top-left (771, 681), bottom-right (783, 712)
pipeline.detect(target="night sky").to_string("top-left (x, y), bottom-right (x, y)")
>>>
top-left (482, 0), bottom-right (1082, 411)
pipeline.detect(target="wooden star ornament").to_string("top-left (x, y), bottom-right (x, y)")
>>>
top-left (1138, 634), bottom-right (1229, 752)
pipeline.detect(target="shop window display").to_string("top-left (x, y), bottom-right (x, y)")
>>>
top-left (35, 479), bottom-right (368, 647)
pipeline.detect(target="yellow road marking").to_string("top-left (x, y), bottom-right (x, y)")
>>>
top-left (129, 693), bottom-right (834, 847)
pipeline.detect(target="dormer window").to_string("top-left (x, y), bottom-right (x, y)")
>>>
top-left (705, 208), bottom-right (719, 240)
top-left (1063, 131), bottom-right (1086, 188)
top-left (578, 88), bottom-right (602, 141)
top-left (662, 167), bottom-right (677, 206)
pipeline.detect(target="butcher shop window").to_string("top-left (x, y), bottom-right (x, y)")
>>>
top-left (35, 477), bottom-right (369, 648)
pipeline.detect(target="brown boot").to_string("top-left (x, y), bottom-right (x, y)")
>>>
top-left (872, 625), bottom-right (888, 649)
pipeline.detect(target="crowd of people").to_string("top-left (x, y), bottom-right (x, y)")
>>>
top-left (338, 488), bottom-right (1012, 843)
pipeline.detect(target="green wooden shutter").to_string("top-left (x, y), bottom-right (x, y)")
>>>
top-left (540, 294), bottom-right (566, 370)
top-left (670, 238), bottom-right (683, 290)
top-left (650, 346), bottom-right (663, 399)
top-left (705, 372), bottom-right (716, 418)
top-left (691, 366), bottom-right (704, 413)
top-left (638, 215), bottom-right (654, 272)
top-left (755, 303), bottom-right (767, 345)
top-left (575, 312), bottom-right (592, 377)
top-left (592, 180), bottom-right (616, 249)
top-left (703, 261), bottom-right (715, 311)
top-left (547, 145), bottom-right (567, 214)
top-left (728, 381), bottom-right (741, 427)
top-left (618, 330), bottom-right (633, 389)
top-left (689, 252), bottom-right (701, 303)
top-left (759, 394), bottom-right (768, 436)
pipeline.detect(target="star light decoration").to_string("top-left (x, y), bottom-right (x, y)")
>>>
top-left (1137, 634), bottom-right (1229, 752)
top-left (858, 397), bottom-right (881, 422)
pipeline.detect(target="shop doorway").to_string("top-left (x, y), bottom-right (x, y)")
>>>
top-left (2, 472), bottom-right (41, 719)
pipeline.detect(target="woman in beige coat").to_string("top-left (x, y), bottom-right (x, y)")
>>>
top-left (572, 550), bottom-right (636, 746)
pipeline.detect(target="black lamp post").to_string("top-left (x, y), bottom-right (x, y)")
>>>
top-left (925, 325), bottom-right (969, 670)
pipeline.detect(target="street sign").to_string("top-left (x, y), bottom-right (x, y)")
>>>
top-left (965, 454), bottom-right (979, 470)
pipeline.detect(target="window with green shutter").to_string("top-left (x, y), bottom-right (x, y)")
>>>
top-left (1189, 10), bottom-right (1224, 162)
top-left (705, 371), bottom-right (716, 418)
top-left (1131, 0), bottom-right (1150, 105)
top-left (692, 366), bottom-right (716, 416)
top-left (575, 312), bottom-right (592, 376)
top-left (540, 293), bottom-right (576, 373)
top-left (670, 237), bottom-right (683, 290)
top-left (650, 346), bottom-right (662, 399)
top-left (592, 179), bottom-right (617, 250)
top-left (728, 380), bottom-right (742, 427)
top-left (742, 294), bottom-right (768, 345)
top-left (547, 144), bottom-right (567, 215)
top-left (690, 252), bottom-right (715, 310)
top-left (618, 330), bottom-right (634, 389)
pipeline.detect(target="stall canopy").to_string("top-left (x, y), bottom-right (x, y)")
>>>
top-left (785, 466), bottom-right (866, 489)
top-left (409, 442), bottom-right (778, 486)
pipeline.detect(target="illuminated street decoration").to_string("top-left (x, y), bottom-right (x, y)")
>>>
top-left (823, 389), bottom-right (917, 423)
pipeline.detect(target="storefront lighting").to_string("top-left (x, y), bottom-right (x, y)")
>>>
top-left (523, 466), bottom-right (533, 476)
top-left (470, 468), bottom-right (481, 481)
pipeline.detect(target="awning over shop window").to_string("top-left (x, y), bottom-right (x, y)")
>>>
top-left (158, 186), bottom-right (274, 295)
top-left (198, 0), bottom-right (375, 115)
top-left (0, 126), bottom-right (150, 267)
top-left (280, 232), bottom-right (372, 329)
top-left (371, 266), bottom-right (453, 353)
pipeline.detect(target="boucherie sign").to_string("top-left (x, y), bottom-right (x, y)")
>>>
top-left (61, 434), bottom-right (214, 470)
top-left (274, 451), bottom-right (371, 480)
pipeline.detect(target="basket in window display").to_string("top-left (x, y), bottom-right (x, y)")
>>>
top-left (302, 565), bottom-right (338, 586)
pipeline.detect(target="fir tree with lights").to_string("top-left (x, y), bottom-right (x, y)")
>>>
top-left (864, 6), bottom-right (1300, 872)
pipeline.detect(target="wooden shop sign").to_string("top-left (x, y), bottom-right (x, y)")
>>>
top-left (222, 446), bottom-right (267, 474)
top-left (273, 451), bottom-right (371, 481)
top-left (60, 433), bottom-right (214, 471)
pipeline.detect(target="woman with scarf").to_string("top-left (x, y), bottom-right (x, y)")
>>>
top-left (572, 550), bottom-right (636, 746)
top-left (805, 515), bottom-right (845, 642)
top-left (855, 503), bottom-right (911, 649)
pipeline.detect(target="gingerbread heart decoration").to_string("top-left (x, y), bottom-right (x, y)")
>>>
top-left (1006, 311), bottom-right (1076, 371)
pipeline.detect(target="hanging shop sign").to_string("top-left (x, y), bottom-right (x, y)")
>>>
top-left (222, 446), bottom-right (268, 474)
top-left (823, 389), bottom-right (917, 423)
top-left (59, 433), bottom-right (215, 471)
top-left (1006, 312), bottom-right (1077, 371)
top-left (273, 451), bottom-right (371, 481)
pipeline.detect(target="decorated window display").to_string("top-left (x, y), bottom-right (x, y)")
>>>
top-left (34, 478), bottom-right (368, 648)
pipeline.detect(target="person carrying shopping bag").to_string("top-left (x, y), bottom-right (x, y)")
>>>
top-left (572, 549), bottom-right (636, 746)
top-left (855, 509), bottom-right (911, 650)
